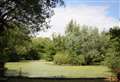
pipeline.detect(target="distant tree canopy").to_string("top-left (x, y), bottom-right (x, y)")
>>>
top-left (0, 0), bottom-right (64, 33)
top-left (110, 27), bottom-right (120, 43)
top-left (52, 20), bottom-right (110, 65)
top-left (0, 18), bottom-right (119, 69)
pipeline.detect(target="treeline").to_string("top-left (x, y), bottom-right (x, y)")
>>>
top-left (1, 21), bottom-right (120, 71)
top-left (30, 20), bottom-right (120, 71)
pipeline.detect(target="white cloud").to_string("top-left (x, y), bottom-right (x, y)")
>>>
top-left (38, 5), bottom-right (119, 37)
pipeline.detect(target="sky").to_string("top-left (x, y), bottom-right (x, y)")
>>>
top-left (37, 0), bottom-right (120, 37)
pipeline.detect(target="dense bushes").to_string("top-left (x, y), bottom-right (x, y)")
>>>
top-left (70, 55), bottom-right (85, 65)
top-left (0, 25), bottom-right (31, 62)
top-left (25, 48), bottom-right (40, 60)
top-left (104, 55), bottom-right (120, 70)
top-left (103, 27), bottom-right (120, 74)
top-left (32, 37), bottom-right (55, 61)
top-left (44, 52), bottom-right (55, 61)
top-left (7, 48), bottom-right (41, 61)
top-left (8, 52), bottom-right (21, 62)
top-left (54, 52), bottom-right (71, 65)
top-left (103, 51), bottom-right (120, 75)
top-left (53, 51), bottom-right (86, 65)
top-left (52, 21), bottom-right (110, 65)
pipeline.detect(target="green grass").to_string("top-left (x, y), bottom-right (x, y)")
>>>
top-left (5, 60), bottom-right (114, 78)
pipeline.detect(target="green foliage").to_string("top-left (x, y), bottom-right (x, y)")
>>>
top-left (25, 48), bottom-right (40, 60)
top-left (0, 24), bottom-right (30, 62)
top-left (65, 20), bottom-right (80, 34)
top-left (1, 19), bottom-right (119, 69)
top-left (0, 0), bottom-right (64, 63)
top-left (63, 21), bottom-right (110, 65)
top-left (8, 51), bottom-right (21, 62)
top-left (110, 26), bottom-right (120, 41)
top-left (32, 37), bottom-right (55, 61)
top-left (0, 0), bottom-right (64, 33)
top-left (53, 52), bottom-right (71, 65)
top-left (103, 53), bottom-right (120, 74)
top-left (44, 47), bottom-right (56, 61)
top-left (52, 33), bottom-right (66, 52)
top-left (0, 53), bottom-right (9, 62)
top-left (104, 55), bottom-right (120, 69)
top-left (70, 54), bottom-right (85, 65)
top-left (103, 27), bottom-right (120, 73)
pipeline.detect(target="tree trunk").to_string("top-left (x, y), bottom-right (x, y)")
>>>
top-left (117, 72), bottom-right (120, 81)
top-left (0, 61), bottom-right (5, 77)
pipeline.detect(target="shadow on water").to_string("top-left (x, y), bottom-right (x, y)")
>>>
top-left (0, 77), bottom-right (112, 82)
top-left (3, 69), bottom-right (112, 82)
top-left (5, 69), bottom-right (29, 77)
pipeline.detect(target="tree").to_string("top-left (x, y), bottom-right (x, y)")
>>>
top-left (104, 26), bottom-right (120, 74)
top-left (59, 20), bottom-right (110, 65)
top-left (110, 27), bottom-right (120, 41)
top-left (0, 0), bottom-right (64, 76)
top-left (0, 0), bottom-right (64, 33)
top-left (0, 0), bottom-right (64, 60)
top-left (0, 24), bottom-right (31, 77)
top-left (52, 33), bottom-right (66, 52)
top-left (32, 37), bottom-right (55, 61)
top-left (25, 48), bottom-right (40, 60)
top-left (0, 24), bottom-right (30, 61)
top-left (0, 0), bottom-right (64, 62)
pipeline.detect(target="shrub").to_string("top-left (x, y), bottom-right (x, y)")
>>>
top-left (104, 56), bottom-right (120, 70)
top-left (70, 55), bottom-right (85, 65)
top-left (8, 52), bottom-right (20, 62)
top-left (53, 52), bottom-right (71, 65)
top-left (103, 51), bottom-right (120, 75)
top-left (54, 51), bottom-right (86, 65)
top-left (44, 51), bottom-right (56, 61)
top-left (25, 48), bottom-right (40, 60)
top-left (44, 53), bottom-right (53, 61)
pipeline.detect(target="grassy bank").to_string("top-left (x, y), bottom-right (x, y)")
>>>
top-left (5, 60), bottom-right (114, 78)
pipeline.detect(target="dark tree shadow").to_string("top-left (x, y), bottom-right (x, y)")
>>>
top-left (4, 69), bottom-right (114, 82)
top-left (5, 69), bottom-right (29, 77)
top-left (5, 77), bottom-right (112, 82)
